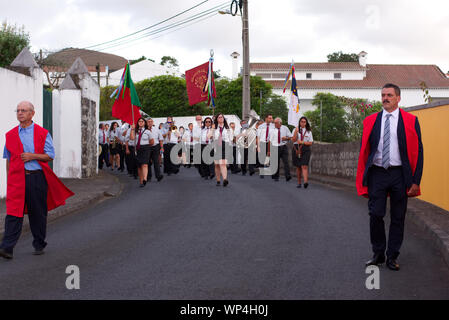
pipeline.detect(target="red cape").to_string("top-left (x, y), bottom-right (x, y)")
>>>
top-left (356, 108), bottom-right (421, 197)
top-left (5, 124), bottom-right (74, 218)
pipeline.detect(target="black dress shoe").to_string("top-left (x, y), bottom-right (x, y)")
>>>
top-left (250, 171), bottom-right (255, 176)
top-left (223, 179), bottom-right (229, 187)
top-left (216, 181), bottom-right (221, 186)
top-left (366, 253), bottom-right (386, 266)
top-left (157, 175), bottom-right (163, 182)
top-left (286, 176), bottom-right (292, 182)
top-left (304, 182), bottom-right (309, 189)
top-left (297, 184), bottom-right (302, 188)
top-left (0, 248), bottom-right (13, 260)
top-left (210, 174), bottom-right (215, 179)
top-left (143, 180), bottom-right (147, 186)
top-left (386, 258), bottom-right (400, 271)
top-left (33, 249), bottom-right (45, 256)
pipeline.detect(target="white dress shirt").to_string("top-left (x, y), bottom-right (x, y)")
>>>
top-left (257, 122), bottom-right (275, 143)
top-left (293, 127), bottom-right (313, 145)
top-left (192, 123), bottom-right (202, 145)
top-left (201, 127), bottom-right (213, 144)
top-left (125, 129), bottom-right (135, 147)
top-left (373, 108), bottom-right (402, 167)
top-left (148, 126), bottom-right (160, 147)
top-left (213, 126), bottom-right (232, 143)
top-left (99, 129), bottom-right (108, 144)
top-left (135, 128), bottom-right (152, 146)
top-left (269, 125), bottom-right (292, 147)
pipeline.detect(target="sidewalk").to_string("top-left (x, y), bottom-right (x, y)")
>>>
top-left (0, 170), bottom-right (123, 237)
top-left (309, 173), bottom-right (449, 268)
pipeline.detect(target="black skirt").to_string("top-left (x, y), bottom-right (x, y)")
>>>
top-left (136, 144), bottom-right (151, 166)
top-left (292, 144), bottom-right (311, 167)
top-left (109, 144), bottom-right (119, 155)
top-left (214, 142), bottom-right (229, 160)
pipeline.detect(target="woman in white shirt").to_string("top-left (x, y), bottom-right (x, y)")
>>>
top-left (108, 122), bottom-right (121, 171)
top-left (211, 113), bottom-right (232, 187)
top-left (291, 116), bottom-right (313, 188)
top-left (130, 118), bottom-right (154, 188)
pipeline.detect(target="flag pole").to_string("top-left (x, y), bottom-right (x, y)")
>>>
top-left (128, 62), bottom-right (135, 127)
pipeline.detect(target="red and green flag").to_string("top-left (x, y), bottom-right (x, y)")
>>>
top-left (111, 63), bottom-right (141, 125)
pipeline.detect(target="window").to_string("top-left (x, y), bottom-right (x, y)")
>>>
top-left (334, 73), bottom-right (342, 79)
top-left (306, 73), bottom-right (312, 79)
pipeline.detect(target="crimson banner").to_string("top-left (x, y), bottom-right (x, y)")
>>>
top-left (185, 61), bottom-right (216, 106)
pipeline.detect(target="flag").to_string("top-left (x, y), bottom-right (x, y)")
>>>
top-left (111, 63), bottom-right (141, 125)
top-left (287, 65), bottom-right (301, 126)
top-left (185, 61), bottom-right (216, 106)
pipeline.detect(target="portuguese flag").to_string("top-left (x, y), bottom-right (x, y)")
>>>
top-left (111, 63), bottom-right (141, 125)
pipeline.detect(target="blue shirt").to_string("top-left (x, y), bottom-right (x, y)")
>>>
top-left (3, 123), bottom-right (55, 170)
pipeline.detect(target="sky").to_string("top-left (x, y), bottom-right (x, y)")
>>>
top-left (2, 0), bottom-right (449, 78)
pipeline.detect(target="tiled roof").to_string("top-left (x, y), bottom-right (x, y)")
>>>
top-left (44, 48), bottom-right (128, 72)
top-left (263, 64), bottom-right (449, 89)
top-left (250, 62), bottom-right (365, 71)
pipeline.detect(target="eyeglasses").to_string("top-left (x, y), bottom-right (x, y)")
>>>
top-left (15, 109), bottom-right (31, 113)
top-left (205, 121), bottom-right (211, 123)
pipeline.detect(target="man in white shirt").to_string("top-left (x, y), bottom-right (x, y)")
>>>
top-left (268, 117), bottom-right (292, 181)
top-left (192, 115), bottom-right (203, 176)
top-left (98, 123), bottom-right (110, 169)
top-left (124, 125), bottom-right (137, 179)
top-left (147, 118), bottom-right (164, 182)
top-left (229, 122), bottom-right (241, 174)
top-left (256, 114), bottom-right (274, 178)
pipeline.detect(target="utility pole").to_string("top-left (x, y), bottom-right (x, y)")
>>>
top-left (320, 100), bottom-right (323, 142)
top-left (96, 63), bottom-right (100, 85)
top-left (259, 89), bottom-right (262, 117)
top-left (242, 0), bottom-right (250, 121)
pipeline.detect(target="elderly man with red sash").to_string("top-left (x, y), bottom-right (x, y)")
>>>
top-left (0, 101), bottom-right (74, 260)
top-left (356, 84), bottom-right (423, 271)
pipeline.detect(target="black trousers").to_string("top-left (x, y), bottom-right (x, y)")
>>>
top-left (200, 144), bottom-right (215, 177)
top-left (230, 146), bottom-right (239, 172)
top-left (98, 143), bottom-right (109, 169)
top-left (125, 146), bottom-right (137, 177)
top-left (241, 148), bottom-right (256, 174)
top-left (258, 142), bottom-right (269, 167)
top-left (118, 144), bottom-right (125, 170)
top-left (164, 143), bottom-right (178, 174)
top-left (0, 171), bottom-right (48, 253)
top-left (272, 145), bottom-right (291, 179)
top-left (148, 145), bottom-right (163, 179)
top-left (368, 165), bottom-right (408, 259)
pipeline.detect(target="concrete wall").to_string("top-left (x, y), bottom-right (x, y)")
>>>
top-left (0, 67), bottom-right (43, 198)
top-left (407, 100), bottom-right (449, 212)
top-left (52, 89), bottom-right (83, 178)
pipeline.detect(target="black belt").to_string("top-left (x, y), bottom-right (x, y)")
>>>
top-left (25, 169), bottom-right (43, 175)
top-left (373, 165), bottom-right (402, 170)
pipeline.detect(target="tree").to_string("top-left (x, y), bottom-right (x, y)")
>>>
top-left (160, 55), bottom-right (179, 68)
top-left (0, 21), bottom-right (30, 67)
top-left (99, 86), bottom-right (116, 121)
top-left (130, 56), bottom-right (154, 65)
top-left (304, 93), bottom-right (348, 143)
top-left (327, 51), bottom-right (358, 62)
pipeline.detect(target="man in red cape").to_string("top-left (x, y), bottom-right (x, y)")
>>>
top-left (356, 84), bottom-right (423, 271)
top-left (0, 101), bottom-right (74, 260)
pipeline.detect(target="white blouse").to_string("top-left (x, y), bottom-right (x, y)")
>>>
top-left (134, 128), bottom-right (153, 146)
top-left (212, 126), bottom-right (232, 143)
top-left (293, 127), bottom-right (313, 144)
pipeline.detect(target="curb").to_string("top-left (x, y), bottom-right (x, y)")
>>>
top-left (310, 175), bottom-right (449, 268)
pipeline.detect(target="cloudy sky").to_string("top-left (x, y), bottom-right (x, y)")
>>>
top-left (2, 0), bottom-right (449, 77)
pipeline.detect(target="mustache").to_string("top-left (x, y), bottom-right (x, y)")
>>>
top-left (383, 100), bottom-right (390, 103)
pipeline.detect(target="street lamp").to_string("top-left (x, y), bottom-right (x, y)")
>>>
top-left (219, 0), bottom-right (250, 121)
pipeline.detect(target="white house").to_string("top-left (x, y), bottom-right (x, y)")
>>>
top-left (107, 60), bottom-right (182, 87)
top-left (250, 52), bottom-right (449, 114)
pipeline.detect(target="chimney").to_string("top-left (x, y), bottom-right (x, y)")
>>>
top-left (231, 51), bottom-right (240, 79)
top-left (358, 51), bottom-right (368, 67)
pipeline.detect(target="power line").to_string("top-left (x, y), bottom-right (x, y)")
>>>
top-left (84, 0), bottom-right (210, 49)
top-left (95, 3), bottom-right (228, 52)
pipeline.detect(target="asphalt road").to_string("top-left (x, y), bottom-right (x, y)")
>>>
top-left (1, 167), bottom-right (449, 299)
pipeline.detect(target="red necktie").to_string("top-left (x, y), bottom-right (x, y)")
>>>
top-left (190, 133), bottom-right (193, 143)
top-left (136, 129), bottom-right (143, 150)
top-left (219, 126), bottom-right (224, 145)
top-left (206, 129), bottom-right (209, 144)
top-left (266, 126), bottom-right (269, 141)
top-left (102, 130), bottom-right (105, 144)
top-left (278, 128), bottom-right (281, 144)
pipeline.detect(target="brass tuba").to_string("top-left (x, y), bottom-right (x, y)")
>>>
top-left (236, 110), bottom-right (259, 149)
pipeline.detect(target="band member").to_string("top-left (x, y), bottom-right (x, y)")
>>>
top-left (146, 118), bottom-right (164, 182)
top-left (130, 118), bottom-right (154, 188)
top-left (192, 115), bottom-right (203, 176)
top-left (108, 121), bottom-right (121, 171)
top-left (268, 117), bottom-right (292, 181)
top-left (228, 122), bottom-right (241, 174)
top-left (235, 119), bottom-right (257, 176)
top-left (200, 117), bottom-right (214, 179)
top-left (124, 125), bottom-right (137, 179)
top-left (0, 101), bottom-right (74, 260)
top-left (117, 121), bottom-right (127, 172)
top-left (167, 124), bottom-right (180, 175)
top-left (357, 83), bottom-right (423, 271)
top-left (98, 123), bottom-right (110, 169)
top-left (291, 116), bottom-right (313, 188)
top-left (256, 114), bottom-right (274, 178)
top-left (211, 114), bottom-right (232, 186)
top-left (183, 122), bottom-right (194, 167)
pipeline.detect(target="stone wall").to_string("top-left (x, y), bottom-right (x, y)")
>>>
top-left (81, 98), bottom-right (97, 178)
top-left (309, 141), bottom-right (360, 181)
